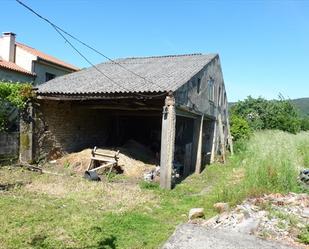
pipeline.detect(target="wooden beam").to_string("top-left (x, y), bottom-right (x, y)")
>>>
top-left (218, 113), bottom-right (226, 163)
top-left (36, 92), bottom-right (167, 101)
top-left (78, 105), bottom-right (162, 111)
top-left (210, 121), bottom-right (217, 164)
top-left (226, 116), bottom-right (234, 156)
top-left (194, 115), bottom-right (204, 174)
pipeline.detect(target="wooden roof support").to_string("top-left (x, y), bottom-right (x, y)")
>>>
top-left (193, 115), bottom-right (204, 174)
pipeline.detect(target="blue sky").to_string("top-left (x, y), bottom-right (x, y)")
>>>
top-left (2, 0), bottom-right (309, 102)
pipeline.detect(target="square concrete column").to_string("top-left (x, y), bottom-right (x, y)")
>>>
top-left (160, 94), bottom-right (176, 190)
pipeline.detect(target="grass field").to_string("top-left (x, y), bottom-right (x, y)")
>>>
top-left (0, 130), bottom-right (309, 249)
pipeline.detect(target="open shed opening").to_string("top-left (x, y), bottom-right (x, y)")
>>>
top-left (34, 99), bottom-right (164, 164)
top-left (174, 116), bottom-right (195, 177)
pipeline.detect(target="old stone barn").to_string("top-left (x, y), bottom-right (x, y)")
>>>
top-left (20, 53), bottom-right (231, 189)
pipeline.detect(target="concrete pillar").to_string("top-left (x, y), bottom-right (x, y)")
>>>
top-left (19, 102), bottom-right (34, 163)
top-left (194, 115), bottom-right (204, 174)
top-left (160, 94), bottom-right (176, 190)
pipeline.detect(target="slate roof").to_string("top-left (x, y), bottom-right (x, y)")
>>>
top-left (16, 42), bottom-right (79, 71)
top-left (37, 53), bottom-right (217, 95)
top-left (0, 59), bottom-right (35, 76)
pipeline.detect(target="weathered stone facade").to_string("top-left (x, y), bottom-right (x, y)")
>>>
top-left (31, 101), bottom-right (111, 160)
top-left (0, 132), bottom-right (19, 161)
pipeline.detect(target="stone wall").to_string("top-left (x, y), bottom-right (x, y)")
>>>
top-left (0, 132), bottom-right (19, 161)
top-left (174, 56), bottom-right (228, 123)
top-left (32, 100), bottom-right (111, 160)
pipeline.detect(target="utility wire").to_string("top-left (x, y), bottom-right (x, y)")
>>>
top-left (15, 0), bottom-right (167, 98)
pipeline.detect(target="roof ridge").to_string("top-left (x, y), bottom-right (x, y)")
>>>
top-left (121, 53), bottom-right (204, 60)
top-left (15, 42), bottom-right (34, 49)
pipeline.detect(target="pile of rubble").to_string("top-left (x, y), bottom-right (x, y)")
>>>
top-left (195, 193), bottom-right (309, 247)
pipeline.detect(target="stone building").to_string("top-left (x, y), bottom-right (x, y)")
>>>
top-left (21, 53), bottom-right (232, 189)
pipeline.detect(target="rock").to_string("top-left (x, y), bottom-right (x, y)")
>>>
top-left (301, 207), bottom-right (309, 218)
top-left (214, 202), bottom-right (229, 213)
top-left (189, 208), bottom-right (205, 220)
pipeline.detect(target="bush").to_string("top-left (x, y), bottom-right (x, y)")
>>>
top-left (230, 96), bottom-right (302, 134)
top-left (0, 82), bottom-right (33, 131)
top-left (230, 114), bottom-right (252, 141)
top-left (301, 117), bottom-right (309, 131)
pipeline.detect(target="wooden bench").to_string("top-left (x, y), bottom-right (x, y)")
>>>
top-left (87, 147), bottom-right (119, 176)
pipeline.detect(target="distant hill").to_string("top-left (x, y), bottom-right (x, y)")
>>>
top-left (228, 97), bottom-right (309, 117)
top-left (292, 98), bottom-right (309, 117)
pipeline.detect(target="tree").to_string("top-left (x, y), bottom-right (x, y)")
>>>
top-left (230, 96), bottom-right (301, 134)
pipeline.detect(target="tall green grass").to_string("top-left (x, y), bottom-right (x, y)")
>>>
top-left (217, 130), bottom-right (309, 204)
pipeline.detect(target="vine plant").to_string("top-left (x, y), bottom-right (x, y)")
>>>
top-left (0, 82), bottom-right (34, 132)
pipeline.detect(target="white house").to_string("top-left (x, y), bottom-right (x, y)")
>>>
top-left (0, 32), bottom-right (79, 84)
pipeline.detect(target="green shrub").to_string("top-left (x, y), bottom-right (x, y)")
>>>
top-left (301, 117), bottom-right (309, 131)
top-left (0, 82), bottom-right (33, 131)
top-left (298, 225), bottom-right (309, 244)
top-left (230, 114), bottom-right (252, 141)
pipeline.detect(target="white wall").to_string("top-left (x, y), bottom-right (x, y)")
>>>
top-left (33, 61), bottom-right (73, 85)
top-left (0, 69), bottom-right (34, 83)
top-left (15, 46), bottom-right (36, 72)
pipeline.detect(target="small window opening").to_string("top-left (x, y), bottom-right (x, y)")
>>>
top-left (197, 78), bottom-right (201, 94)
top-left (45, 72), bottom-right (56, 82)
top-left (207, 78), bottom-right (214, 102)
top-left (218, 86), bottom-right (222, 106)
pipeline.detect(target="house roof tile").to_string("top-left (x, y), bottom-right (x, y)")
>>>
top-left (16, 42), bottom-right (79, 71)
top-left (0, 59), bottom-right (35, 76)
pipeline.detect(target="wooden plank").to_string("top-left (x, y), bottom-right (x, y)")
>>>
top-left (195, 115), bottom-right (204, 174)
top-left (93, 150), bottom-right (119, 159)
top-left (226, 116), bottom-right (234, 156)
top-left (90, 157), bottom-right (116, 163)
top-left (218, 113), bottom-right (226, 163)
top-left (210, 121), bottom-right (217, 164)
top-left (88, 162), bottom-right (115, 172)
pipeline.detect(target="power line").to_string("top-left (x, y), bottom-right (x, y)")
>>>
top-left (15, 0), bottom-right (167, 98)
